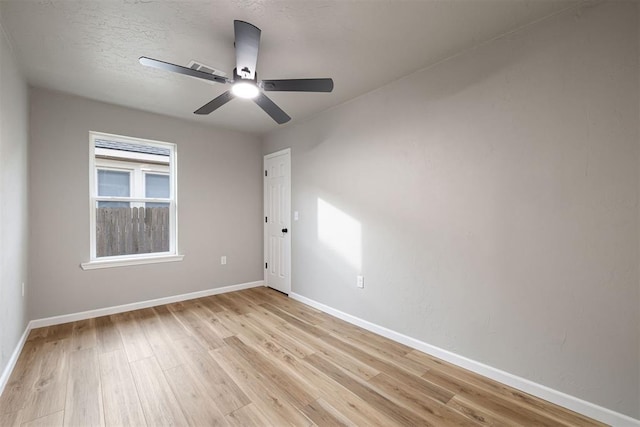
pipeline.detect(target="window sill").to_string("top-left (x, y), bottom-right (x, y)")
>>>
top-left (80, 254), bottom-right (184, 270)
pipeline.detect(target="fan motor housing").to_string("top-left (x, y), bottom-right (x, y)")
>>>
top-left (233, 68), bottom-right (257, 84)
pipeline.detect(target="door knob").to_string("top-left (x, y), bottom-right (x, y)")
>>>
top-left (282, 228), bottom-right (288, 233)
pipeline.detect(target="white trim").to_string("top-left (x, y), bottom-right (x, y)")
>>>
top-left (264, 147), bottom-right (291, 160)
top-left (94, 197), bottom-right (171, 204)
top-left (89, 135), bottom-right (96, 258)
top-left (289, 292), bottom-right (640, 426)
top-left (31, 280), bottom-right (264, 329)
top-left (0, 326), bottom-right (30, 396)
top-left (90, 131), bottom-right (177, 148)
top-left (1, 280), bottom-right (264, 397)
top-left (80, 254), bottom-right (185, 270)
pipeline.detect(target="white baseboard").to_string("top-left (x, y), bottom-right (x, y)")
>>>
top-left (29, 280), bottom-right (264, 329)
top-left (290, 292), bottom-right (640, 427)
top-left (0, 326), bottom-right (30, 396)
top-left (0, 280), bottom-right (264, 396)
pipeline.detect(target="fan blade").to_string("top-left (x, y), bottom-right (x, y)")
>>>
top-left (261, 78), bottom-right (334, 92)
top-left (194, 91), bottom-right (235, 115)
top-left (234, 20), bottom-right (261, 79)
top-left (139, 57), bottom-right (228, 84)
top-left (253, 93), bottom-right (291, 124)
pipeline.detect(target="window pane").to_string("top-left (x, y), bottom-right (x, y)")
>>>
top-left (95, 203), bottom-right (169, 257)
top-left (98, 170), bottom-right (130, 197)
top-left (98, 201), bottom-right (130, 208)
top-left (145, 173), bottom-right (169, 198)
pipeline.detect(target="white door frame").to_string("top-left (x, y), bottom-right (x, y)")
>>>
top-left (263, 148), bottom-right (291, 294)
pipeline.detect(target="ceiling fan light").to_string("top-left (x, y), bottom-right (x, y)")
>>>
top-left (232, 81), bottom-right (259, 99)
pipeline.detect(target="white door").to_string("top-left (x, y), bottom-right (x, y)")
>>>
top-left (264, 148), bottom-right (291, 294)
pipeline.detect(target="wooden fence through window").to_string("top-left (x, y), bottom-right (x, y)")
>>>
top-left (96, 207), bottom-right (169, 257)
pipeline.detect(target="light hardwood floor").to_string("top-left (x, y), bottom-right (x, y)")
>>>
top-left (0, 287), bottom-right (604, 426)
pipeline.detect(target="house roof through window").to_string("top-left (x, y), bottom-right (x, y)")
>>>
top-left (95, 138), bottom-right (170, 156)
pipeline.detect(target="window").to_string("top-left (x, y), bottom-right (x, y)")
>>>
top-left (82, 132), bottom-right (182, 269)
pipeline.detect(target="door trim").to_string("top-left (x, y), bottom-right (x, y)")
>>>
top-left (263, 148), bottom-right (291, 294)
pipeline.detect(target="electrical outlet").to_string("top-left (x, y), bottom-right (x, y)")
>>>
top-left (21, 282), bottom-right (25, 297)
top-left (357, 275), bottom-right (364, 288)
top-left (221, 256), bottom-right (227, 265)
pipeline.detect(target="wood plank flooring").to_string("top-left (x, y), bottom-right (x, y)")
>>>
top-left (0, 287), bottom-right (605, 426)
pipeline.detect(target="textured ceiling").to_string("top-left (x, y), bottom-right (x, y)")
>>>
top-left (0, 0), bottom-right (581, 135)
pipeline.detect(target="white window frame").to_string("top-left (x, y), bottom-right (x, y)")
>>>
top-left (96, 159), bottom-right (170, 208)
top-left (96, 166), bottom-right (134, 206)
top-left (81, 131), bottom-right (183, 270)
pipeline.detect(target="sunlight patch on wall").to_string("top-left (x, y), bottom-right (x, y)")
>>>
top-left (317, 198), bottom-right (362, 269)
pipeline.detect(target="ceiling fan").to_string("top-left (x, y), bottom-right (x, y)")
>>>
top-left (139, 20), bottom-right (334, 124)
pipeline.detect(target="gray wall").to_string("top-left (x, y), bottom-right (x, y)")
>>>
top-left (263, 2), bottom-right (639, 418)
top-left (0, 22), bottom-right (29, 378)
top-left (29, 88), bottom-right (263, 320)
